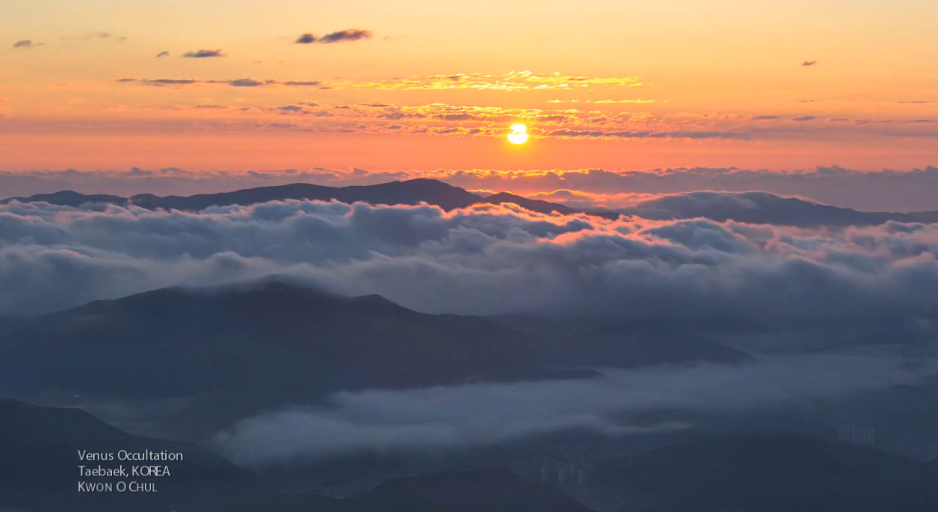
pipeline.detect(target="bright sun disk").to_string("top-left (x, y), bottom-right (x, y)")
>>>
top-left (507, 123), bottom-right (529, 145)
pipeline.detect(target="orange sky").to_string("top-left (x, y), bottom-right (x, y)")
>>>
top-left (2, 0), bottom-right (937, 172)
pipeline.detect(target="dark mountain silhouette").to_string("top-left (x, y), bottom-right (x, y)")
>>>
top-left (1, 190), bottom-right (130, 208)
top-left (590, 432), bottom-right (938, 512)
top-left (6, 179), bottom-right (938, 226)
top-left (624, 191), bottom-right (938, 227)
top-left (130, 179), bottom-right (483, 211)
top-left (1, 179), bottom-right (578, 216)
top-left (0, 398), bottom-right (273, 512)
top-left (0, 278), bottom-right (754, 440)
top-left (226, 469), bottom-right (594, 512)
top-left (0, 278), bottom-right (595, 436)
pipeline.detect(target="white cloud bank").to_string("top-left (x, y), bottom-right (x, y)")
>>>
top-left (214, 352), bottom-right (925, 466)
top-left (1, 199), bottom-right (937, 334)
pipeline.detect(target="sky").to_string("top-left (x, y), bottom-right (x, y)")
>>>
top-left (2, 0), bottom-right (938, 174)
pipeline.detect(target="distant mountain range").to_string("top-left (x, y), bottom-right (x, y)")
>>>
top-left (0, 398), bottom-right (273, 512)
top-left (0, 278), bottom-right (746, 439)
top-left (225, 469), bottom-right (594, 512)
top-left (590, 432), bottom-right (938, 512)
top-left (6, 178), bottom-right (938, 226)
top-left (622, 190), bottom-right (938, 227)
top-left (0, 179), bottom-right (581, 216)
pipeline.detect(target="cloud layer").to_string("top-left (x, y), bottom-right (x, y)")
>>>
top-left (182, 49), bottom-right (224, 58)
top-left (215, 352), bottom-right (923, 466)
top-left (2, 199), bottom-right (938, 333)
top-left (116, 78), bottom-right (324, 88)
top-left (67, 75), bottom-right (938, 143)
top-left (12, 40), bottom-right (42, 48)
top-left (296, 29), bottom-right (372, 44)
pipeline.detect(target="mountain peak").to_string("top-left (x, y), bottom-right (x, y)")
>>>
top-left (0, 179), bottom-right (567, 215)
top-left (1, 190), bottom-right (128, 207)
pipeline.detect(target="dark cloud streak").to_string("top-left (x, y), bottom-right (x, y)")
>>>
top-left (115, 78), bottom-right (324, 88)
top-left (295, 29), bottom-right (372, 44)
top-left (182, 49), bottom-right (224, 58)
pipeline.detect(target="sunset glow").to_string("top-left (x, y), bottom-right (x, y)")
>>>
top-left (1, 0), bottom-right (937, 171)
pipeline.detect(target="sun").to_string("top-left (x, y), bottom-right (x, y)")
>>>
top-left (507, 123), bottom-right (529, 145)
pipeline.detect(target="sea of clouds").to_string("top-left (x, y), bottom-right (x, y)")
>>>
top-left (3, 194), bottom-right (938, 465)
top-left (2, 198), bottom-right (937, 330)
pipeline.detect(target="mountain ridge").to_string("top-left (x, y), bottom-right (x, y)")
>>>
top-left (1, 178), bottom-right (576, 216)
top-left (0, 278), bottom-right (599, 438)
top-left (0, 398), bottom-right (274, 512)
top-left (0, 277), bottom-right (749, 440)
top-left (6, 178), bottom-right (938, 226)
